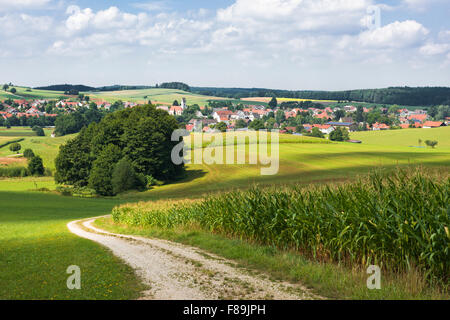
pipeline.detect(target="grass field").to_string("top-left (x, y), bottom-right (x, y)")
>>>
top-left (0, 191), bottom-right (145, 300)
top-left (85, 88), bottom-right (227, 106)
top-left (2, 87), bottom-right (69, 100)
top-left (0, 128), bottom-right (75, 170)
top-left (240, 97), bottom-right (338, 104)
top-left (0, 126), bottom-right (448, 299)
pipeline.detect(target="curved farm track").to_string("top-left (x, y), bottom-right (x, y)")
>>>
top-left (68, 218), bottom-right (321, 300)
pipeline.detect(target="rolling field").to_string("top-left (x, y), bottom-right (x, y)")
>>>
top-left (85, 88), bottom-right (227, 106)
top-left (240, 97), bottom-right (338, 104)
top-left (351, 127), bottom-right (450, 149)
top-left (0, 128), bottom-right (75, 170)
top-left (0, 126), bottom-right (448, 299)
top-left (3, 87), bottom-right (69, 100)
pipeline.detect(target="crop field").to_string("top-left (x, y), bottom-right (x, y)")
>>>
top-left (0, 126), bottom-right (448, 299)
top-left (85, 88), bottom-right (227, 106)
top-left (240, 97), bottom-right (338, 104)
top-left (109, 169), bottom-right (449, 299)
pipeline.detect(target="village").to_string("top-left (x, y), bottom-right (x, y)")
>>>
top-left (1, 96), bottom-right (449, 138)
top-left (162, 98), bottom-right (449, 136)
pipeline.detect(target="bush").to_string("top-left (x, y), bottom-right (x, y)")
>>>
top-left (32, 126), bottom-right (45, 137)
top-left (9, 142), bottom-right (21, 153)
top-left (23, 149), bottom-right (35, 159)
top-left (28, 156), bottom-right (45, 176)
top-left (111, 158), bottom-right (146, 195)
top-left (0, 167), bottom-right (29, 177)
top-left (329, 127), bottom-right (350, 141)
top-left (425, 140), bottom-right (438, 149)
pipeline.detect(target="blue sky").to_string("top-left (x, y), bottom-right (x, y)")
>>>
top-left (0, 0), bottom-right (449, 90)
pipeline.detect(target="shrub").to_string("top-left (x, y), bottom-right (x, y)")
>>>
top-left (28, 156), bottom-right (45, 176)
top-left (32, 127), bottom-right (45, 137)
top-left (0, 167), bottom-right (29, 177)
top-left (9, 142), bottom-right (21, 153)
top-left (23, 149), bottom-right (35, 159)
top-left (425, 140), bottom-right (438, 149)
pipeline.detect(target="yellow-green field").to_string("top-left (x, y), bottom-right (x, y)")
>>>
top-left (85, 88), bottom-right (227, 106)
top-left (0, 86), bottom-right (69, 100)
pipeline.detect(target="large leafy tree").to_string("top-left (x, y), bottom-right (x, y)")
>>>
top-left (55, 105), bottom-right (184, 193)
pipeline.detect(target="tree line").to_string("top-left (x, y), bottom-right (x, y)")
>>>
top-left (192, 86), bottom-right (450, 106)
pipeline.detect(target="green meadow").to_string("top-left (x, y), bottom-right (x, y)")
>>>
top-left (85, 88), bottom-right (226, 106)
top-left (0, 128), bottom-right (75, 170)
top-left (0, 126), bottom-right (448, 299)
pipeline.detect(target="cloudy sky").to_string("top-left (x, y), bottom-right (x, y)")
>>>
top-left (0, 0), bottom-right (449, 90)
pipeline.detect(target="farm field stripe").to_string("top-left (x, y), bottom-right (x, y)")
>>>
top-left (68, 217), bottom-right (319, 300)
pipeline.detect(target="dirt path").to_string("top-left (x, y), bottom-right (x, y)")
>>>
top-left (68, 217), bottom-right (320, 300)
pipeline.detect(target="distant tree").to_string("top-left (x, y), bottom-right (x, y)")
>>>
top-left (23, 149), bottom-right (35, 159)
top-left (418, 139), bottom-right (422, 146)
top-left (3, 84), bottom-right (9, 91)
top-left (308, 127), bottom-right (325, 139)
top-left (249, 119), bottom-right (265, 131)
top-left (329, 127), bottom-right (350, 141)
top-left (10, 88), bottom-right (16, 94)
top-left (275, 110), bottom-right (286, 124)
top-left (235, 119), bottom-right (247, 129)
top-left (425, 140), bottom-right (438, 149)
top-left (9, 142), bottom-right (21, 153)
top-left (333, 109), bottom-right (345, 121)
top-left (32, 126), bottom-right (45, 136)
top-left (269, 97), bottom-right (278, 109)
top-left (28, 156), bottom-right (45, 176)
top-left (214, 122), bottom-right (228, 132)
top-left (266, 118), bottom-right (276, 130)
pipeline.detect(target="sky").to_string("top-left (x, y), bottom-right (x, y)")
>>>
top-left (0, 0), bottom-right (449, 90)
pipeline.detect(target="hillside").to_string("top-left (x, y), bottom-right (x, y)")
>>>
top-left (192, 86), bottom-right (450, 106)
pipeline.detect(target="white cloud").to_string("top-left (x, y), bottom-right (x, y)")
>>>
top-left (0, 0), bottom-right (51, 11)
top-left (420, 42), bottom-right (450, 55)
top-left (358, 20), bottom-right (428, 48)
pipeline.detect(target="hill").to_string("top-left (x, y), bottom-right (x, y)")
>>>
top-left (35, 84), bottom-right (96, 92)
top-left (192, 86), bottom-right (450, 106)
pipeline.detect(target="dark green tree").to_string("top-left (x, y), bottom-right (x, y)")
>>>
top-left (23, 149), bottom-right (35, 159)
top-left (28, 156), bottom-right (45, 176)
top-left (111, 157), bottom-right (146, 195)
top-left (269, 97), bottom-right (278, 109)
top-left (88, 144), bottom-right (122, 196)
top-left (9, 142), bottom-right (21, 153)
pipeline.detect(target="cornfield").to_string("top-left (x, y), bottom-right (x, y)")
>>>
top-left (113, 169), bottom-right (449, 282)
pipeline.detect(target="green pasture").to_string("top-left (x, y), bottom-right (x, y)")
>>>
top-left (85, 88), bottom-right (226, 106)
top-left (0, 126), bottom-right (448, 299)
top-left (0, 191), bottom-right (144, 300)
top-left (0, 128), bottom-right (75, 170)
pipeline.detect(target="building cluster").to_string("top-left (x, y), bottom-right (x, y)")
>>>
top-left (0, 99), bottom-right (57, 120)
top-left (174, 102), bottom-right (449, 134)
